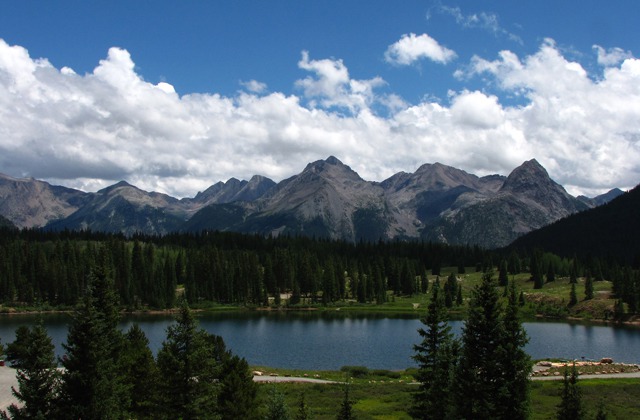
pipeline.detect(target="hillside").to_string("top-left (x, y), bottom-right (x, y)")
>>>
top-left (507, 184), bottom-right (640, 264)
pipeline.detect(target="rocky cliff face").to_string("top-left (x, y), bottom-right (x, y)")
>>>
top-left (0, 173), bottom-right (89, 228)
top-left (0, 157), bottom-right (618, 248)
top-left (419, 159), bottom-right (590, 248)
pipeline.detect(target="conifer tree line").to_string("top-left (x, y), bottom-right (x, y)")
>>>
top-left (0, 228), bottom-right (639, 315)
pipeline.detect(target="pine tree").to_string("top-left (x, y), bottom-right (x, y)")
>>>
top-left (4, 321), bottom-right (60, 419)
top-left (531, 252), bottom-right (544, 289)
top-left (557, 363), bottom-right (584, 420)
top-left (569, 283), bottom-right (578, 307)
top-left (217, 354), bottom-right (259, 420)
top-left (584, 273), bottom-right (594, 300)
top-left (58, 267), bottom-right (129, 419)
top-left (295, 392), bottom-right (311, 420)
top-left (120, 324), bottom-right (160, 418)
top-left (265, 386), bottom-right (291, 420)
top-left (337, 379), bottom-right (355, 420)
top-left (453, 270), bottom-right (530, 420)
top-left (411, 279), bottom-right (457, 419)
top-left (156, 300), bottom-right (223, 419)
top-left (499, 280), bottom-right (531, 419)
top-left (499, 260), bottom-right (509, 287)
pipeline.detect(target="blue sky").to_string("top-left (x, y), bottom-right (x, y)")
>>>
top-left (0, 1), bottom-right (639, 197)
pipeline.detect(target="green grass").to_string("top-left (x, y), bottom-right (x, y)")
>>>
top-left (530, 378), bottom-right (640, 419)
top-left (253, 373), bottom-right (640, 419)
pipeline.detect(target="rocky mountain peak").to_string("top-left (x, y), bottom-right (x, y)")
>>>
top-left (98, 180), bottom-right (136, 194)
top-left (500, 159), bottom-right (556, 195)
top-left (410, 162), bottom-right (483, 192)
top-left (301, 156), bottom-right (362, 182)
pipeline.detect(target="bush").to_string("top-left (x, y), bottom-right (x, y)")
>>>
top-left (371, 369), bottom-right (401, 379)
top-left (340, 365), bottom-right (369, 378)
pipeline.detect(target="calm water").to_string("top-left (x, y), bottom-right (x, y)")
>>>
top-left (1, 312), bottom-right (639, 370)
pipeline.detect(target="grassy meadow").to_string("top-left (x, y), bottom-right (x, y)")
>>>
top-left (252, 368), bottom-right (640, 419)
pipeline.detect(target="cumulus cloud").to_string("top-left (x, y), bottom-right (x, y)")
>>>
top-left (296, 50), bottom-right (386, 113)
top-left (0, 38), bottom-right (638, 199)
top-left (240, 79), bottom-right (267, 93)
top-left (385, 33), bottom-right (456, 66)
top-left (593, 45), bottom-right (634, 67)
top-left (450, 90), bottom-right (504, 129)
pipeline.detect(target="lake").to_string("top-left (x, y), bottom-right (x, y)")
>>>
top-left (1, 311), bottom-right (639, 370)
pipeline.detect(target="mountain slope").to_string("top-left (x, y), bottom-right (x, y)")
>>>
top-left (507, 184), bottom-right (640, 263)
top-left (46, 181), bottom-right (190, 235)
top-left (185, 157), bottom-right (390, 241)
top-left (0, 214), bottom-right (16, 229)
top-left (0, 173), bottom-right (89, 228)
top-left (419, 159), bottom-right (590, 248)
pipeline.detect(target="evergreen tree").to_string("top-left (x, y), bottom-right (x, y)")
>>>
top-left (556, 363), bottom-right (584, 420)
top-left (120, 324), bottom-right (160, 419)
top-left (499, 280), bottom-right (531, 419)
top-left (499, 260), bottom-right (509, 287)
top-left (569, 283), bottom-right (578, 307)
top-left (530, 252), bottom-right (544, 289)
top-left (411, 280), bottom-right (457, 419)
top-left (264, 386), bottom-right (291, 420)
top-left (58, 267), bottom-right (129, 419)
top-left (569, 258), bottom-right (579, 284)
top-left (156, 301), bottom-right (222, 419)
top-left (337, 380), bottom-right (355, 420)
top-left (294, 392), bottom-right (311, 420)
top-left (4, 321), bottom-right (60, 419)
top-left (584, 273), bottom-right (594, 300)
top-left (217, 354), bottom-right (259, 420)
top-left (453, 270), bottom-right (530, 420)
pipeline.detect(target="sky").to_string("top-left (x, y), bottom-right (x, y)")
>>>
top-left (0, 1), bottom-right (639, 198)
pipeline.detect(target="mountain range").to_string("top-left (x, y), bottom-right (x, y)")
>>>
top-left (0, 157), bottom-right (624, 248)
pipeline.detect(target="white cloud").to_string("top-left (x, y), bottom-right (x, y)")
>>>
top-left (384, 33), bottom-right (456, 66)
top-left (450, 90), bottom-right (504, 129)
top-left (593, 45), bottom-right (634, 67)
top-left (0, 38), bottom-right (638, 199)
top-left (240, 79), bottom-right (267, 94)
top-left (296, 50), bottom-right (386, 113)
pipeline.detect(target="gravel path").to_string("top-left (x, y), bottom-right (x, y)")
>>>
top-left (0, 366), bottom-right (17, 411)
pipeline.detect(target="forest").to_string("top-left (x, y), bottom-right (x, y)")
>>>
top-left (0, 227), bottom-right (639, 318)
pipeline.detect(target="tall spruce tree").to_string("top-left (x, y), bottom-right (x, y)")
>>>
top-left (499, 280), bottom-right (532, 419)
top-left (453, 270), bottom-right (530, 420)
top-left (156, 300), bottom-right (223, 419)
top-left (411, 280), bottom-right (457, 419)
top-left (584, 273), bottom-right (594, 300)
top-left (4, 321), bottom-right (60, 419)
top-left (530, 252), bottom-right (544, 289)
top-left (557, 363), bottom-right (584, 420)
top-left (58, 267), bottom-right (129, 419)
top-left (217, 354), bottom-right (259, 420)
top-left (120, 324), bottom-right (160, 418)
top-left (264, 387), bottom-right (291, 420)
top-left (337, 379), bottom-right (356, 420)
